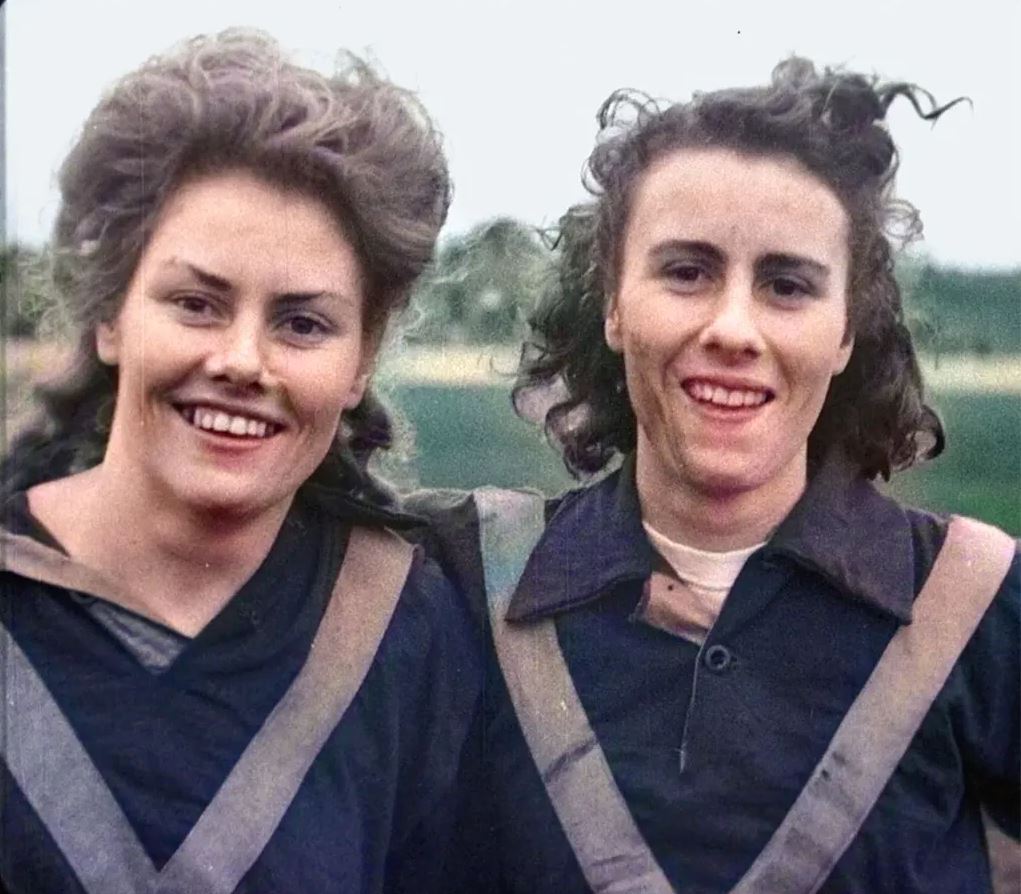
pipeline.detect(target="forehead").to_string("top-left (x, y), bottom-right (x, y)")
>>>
top-left (624, 148), bottom-right (850, 262)
top-left (141, 169), bottom-right (362, 289)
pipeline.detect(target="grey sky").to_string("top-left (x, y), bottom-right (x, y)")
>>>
top-left (5, 0), bottom-right (1019, 268)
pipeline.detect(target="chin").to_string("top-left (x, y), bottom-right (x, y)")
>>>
top-left (680, 454), bottom-right (774, 499)
top-left (168, 476), bottom-right (289, 521)
top-left (690, 471), bottom-right (759, 499)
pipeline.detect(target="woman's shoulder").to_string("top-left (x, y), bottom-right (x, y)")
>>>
top-left (401, 484), bottom-right (573, 540)
top-left (898, 501), bottom-right (1018, 590)
top-left (896, 502), bottom-right (1019, 680)
top-left (399, 486), bottom-right (553, 629)
top-left (401, 486), bottom-right (481, 540)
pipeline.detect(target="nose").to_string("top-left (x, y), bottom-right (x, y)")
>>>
top-left (697, 279), bottom-right (765, 358)
top-left (203, 317), bottom-right (268, 387)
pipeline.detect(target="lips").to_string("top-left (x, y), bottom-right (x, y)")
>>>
top-left (682, 378), bottom-right (774, 409)
top-left (175, 404), bottom-right (281, 439)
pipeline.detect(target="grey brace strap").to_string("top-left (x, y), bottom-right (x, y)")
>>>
top-left (0, 529), bottom-right (148, 618)
top-left (478, 493), bottom-right (1016, 894)
top-left (1, 525), bottom-right (413, 894)
top-left (475, 487), bottom-right (676, 894)
top-left (730, 515), bottom-right (1016, 894)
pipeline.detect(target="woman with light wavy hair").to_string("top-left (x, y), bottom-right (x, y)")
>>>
top-left (0, 30), bottom-right (479, 893)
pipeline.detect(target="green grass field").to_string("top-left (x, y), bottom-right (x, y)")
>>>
top-left (386, 383), bottom-right (1021, 535)
top-left (887, 391), bottom-right (1020, 534)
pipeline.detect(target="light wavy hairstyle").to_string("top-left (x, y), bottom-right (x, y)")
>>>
top-left (516, 58), bottom-right (962, 480)
top-left (6, 29), bottom-right (450, 509)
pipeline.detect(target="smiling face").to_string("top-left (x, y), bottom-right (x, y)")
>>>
top-left (605, 148), bottom-right (854, 520)
top-left (96, 169), bottom-right (371, 519)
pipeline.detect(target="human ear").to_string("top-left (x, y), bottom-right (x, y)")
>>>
top-left (604, 300), bottom-right (624, 353)
top-left (343, 368), bottom-right (371, 410)
top-left (343, 338), bottom-right (379, 410)
top-left (833, 335), bottom-right (855, 375)
top-left (95, 320), bottom-right (122, 366)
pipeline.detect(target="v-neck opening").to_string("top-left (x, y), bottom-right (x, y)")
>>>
top-left (4, 493), bottom-right (329, 678)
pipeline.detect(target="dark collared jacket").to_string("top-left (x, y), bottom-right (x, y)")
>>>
top-left (410, 452), bottom-right (1019, 894)
top-left (0, 493), bottom-right (482, 894)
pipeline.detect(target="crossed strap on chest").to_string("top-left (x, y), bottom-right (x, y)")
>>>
top-left (0, 525), bottom-right (414, 894)
top-left (475, 487), bottom-right (1017, 894)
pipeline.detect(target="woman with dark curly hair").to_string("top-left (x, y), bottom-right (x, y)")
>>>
top-left (0, 30), bottom-right (479, 893)
top-left (412, 59), bottom-right (1018, 893)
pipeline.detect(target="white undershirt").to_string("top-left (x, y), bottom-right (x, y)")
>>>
top-left (641, 521), bottom-right (766, 639)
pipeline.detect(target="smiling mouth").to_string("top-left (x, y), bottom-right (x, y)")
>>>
top-left (682, 380), bottom-right (774, 409)
top-left (175, 405), bottom-right (281, 439)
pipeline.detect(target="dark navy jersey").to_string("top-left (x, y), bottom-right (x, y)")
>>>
top-left (408, 452), bottom-right (1020, 894)
top-left (0, 493), bottom-right (482, 894)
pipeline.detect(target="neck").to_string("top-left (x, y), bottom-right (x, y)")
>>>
top-left (31, 461), bottom-right (292, 635)
top-left (103, 465), bottom-right (289, 563)
top-left (634, 438), bottom-right (806, 552)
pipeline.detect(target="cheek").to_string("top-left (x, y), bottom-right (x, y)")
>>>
top-left (620, 331), bottom-right (663, 384)
top-left (620, 335), bottom-right (680, 432)
top-left (785, 314), bottom-right (853, 385)
top-left (297, 365), bottom-right (364, 425)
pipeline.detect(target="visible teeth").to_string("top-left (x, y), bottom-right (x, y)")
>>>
top-left (181, 406), bottom-right (274, 438)
top-left (686, 382), bottom-right (768, 408)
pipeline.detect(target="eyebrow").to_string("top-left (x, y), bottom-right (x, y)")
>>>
top-left (647, 240), bottom-right (831, 279)
top-left (756, 253), bottom-right (831, 280)
top-left (648, 240), bottom-right (725, 268)
top-left (158, 258), bottom-right (355, 306)
top-left (159, 259), bottom-right (232, 292)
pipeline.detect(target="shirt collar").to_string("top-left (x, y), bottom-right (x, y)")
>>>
top-left (506, 455), bottom-right (654, 622)
top-left (763, 449), bottom-right (916, 622)
top-left (506, 449), bottom-right (916, 624)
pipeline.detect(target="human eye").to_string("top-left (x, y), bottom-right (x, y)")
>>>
top-left (171, 293), bottom-right (221, 323)
top-left (767, 276), bottom-right (814, 302)
top-left (662, 261), bottom-right (709, 292)
top-left (277, 312), bottom-right (336, 345)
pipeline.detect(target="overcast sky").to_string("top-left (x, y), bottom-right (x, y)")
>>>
top-left (4, 0), bottom-right (1019, 268)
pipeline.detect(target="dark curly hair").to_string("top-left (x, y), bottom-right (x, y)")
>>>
top-left (4, 29), bottom-right (450, 510)
top-left (515, 58), bottom-right (963, 480)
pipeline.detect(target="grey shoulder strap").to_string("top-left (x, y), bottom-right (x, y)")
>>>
top-left (475, 486), bottom-right (676, 894)
top-left (1, 529), bottom-right (153, 619)
top-left (731, 515), bottom-right (1016, 894)
top-left (1, 524), bottom-right (413, 894)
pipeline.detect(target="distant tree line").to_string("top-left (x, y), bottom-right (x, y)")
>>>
top-left (3, 224), bottom-right (1019, 353)
top-left (898, 261), bottom-right (1021, 355)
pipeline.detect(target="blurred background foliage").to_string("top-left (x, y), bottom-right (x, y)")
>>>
top-left (2, 244), bottom-right (55, 339)
top-left (405, 217), bottom-right (550, 344)
top-left (3, 220), bottom-right (1019, 533)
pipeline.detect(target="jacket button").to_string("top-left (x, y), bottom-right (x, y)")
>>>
top-left (704, 644), bottom-right (734, 673)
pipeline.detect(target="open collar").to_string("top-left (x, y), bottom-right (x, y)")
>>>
top-left (506, 456), bottom-right (654, 622)
top-left (506, 450), bottom-right (917, 624)
top-left (763, 450), bottom-right (916, 622)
